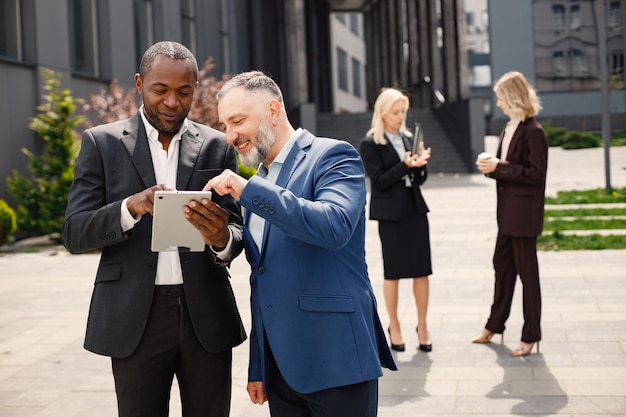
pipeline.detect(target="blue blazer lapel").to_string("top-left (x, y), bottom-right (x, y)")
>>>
top-left (253, 130), bottom-right (312, 257)
top-left (120, 113), bottom-right (156, 189)
top-left (275, 130), bottom-right (311, 188)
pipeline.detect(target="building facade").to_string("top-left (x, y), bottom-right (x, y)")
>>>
top-left (330, 12), bottom-right (368, 113)
top-left (488, 0), bottom-right (626, 132)
top-left (0, 0), bottom-right (339, 202)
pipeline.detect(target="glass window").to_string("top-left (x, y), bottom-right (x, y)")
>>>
top-left (336, 13), bottom-right (346, 24)
top-left (570, 5), bottom-right (580, 30)
top-left (0, 0), bottom-right (21, 60)
top-left (553, 5), bottom-right (565, 33)
top-left (609, 1), bottom-right (620, 29)
top-left (352, 57), bottom-right (361, 98)
top-left (72, 0), bottom-right (99, 76)
top-left (181, 0), bottom-right (197, 55)
top-left (134, 0), bottom-right (154, 69)
top-left (611, 51), bottom-right (624, 75)
top-left (480, 10), bottom-right (488, 27)
top-left (349, 13), bottom-right (359, 36)
top-left (553, 51), bottom-right (568, 76)
top-left (568, 49), bottom-right (588, 77)
top-left (337, 47), bottom-right (348, 92)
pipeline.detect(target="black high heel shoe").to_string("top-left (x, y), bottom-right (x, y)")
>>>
top-left (416, 326), bottom-right (432, 352)
top-left (387, 327), bottom-right (405, 352)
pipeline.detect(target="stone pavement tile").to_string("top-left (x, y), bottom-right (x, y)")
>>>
top-left (378, 395), bottom-right (458, 414)
top-left (566, 380), bottom-right (626, 396)
top-left (457, 377), bottom-right (567, 396)
top-left (0, 405), bottom-right (46, 417)
top-left (27, 391), bottom-right (117, 417)
top-left (455, 394), bottom-right (570, 415)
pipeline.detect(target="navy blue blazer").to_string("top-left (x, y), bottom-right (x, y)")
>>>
top-left (239, 129), bottom-right (397, 394)
top-left (63, 112), bottom-right (246, 357)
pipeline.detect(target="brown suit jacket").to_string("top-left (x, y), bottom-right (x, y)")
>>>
top-left (488, 117), bottom-right (548, 237)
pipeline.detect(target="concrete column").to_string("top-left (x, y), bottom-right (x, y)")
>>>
top-left (284, 0), bottom-right (309, 106)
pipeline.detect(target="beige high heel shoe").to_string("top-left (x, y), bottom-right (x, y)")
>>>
top-left (511, 341), bottom-right (540, 357)
top-left (471, 328), bottom-right (503, 344)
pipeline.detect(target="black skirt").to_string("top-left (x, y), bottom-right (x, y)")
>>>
top-left (378, 191), bottom-right (432, 279)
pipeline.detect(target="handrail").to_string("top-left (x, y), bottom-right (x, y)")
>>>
top-left (423, 76), bottom-right (446, 106)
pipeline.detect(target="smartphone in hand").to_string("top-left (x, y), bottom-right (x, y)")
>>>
top-left (412, 123), bottom-right (424, 156)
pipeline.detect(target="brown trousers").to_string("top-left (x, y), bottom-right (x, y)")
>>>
top-left (485, 233), bottom-right (542, 343)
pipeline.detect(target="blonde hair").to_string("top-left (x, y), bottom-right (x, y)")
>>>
top-left (366, 88), bottom-right (411, 145)
top-left (493, 71), bottom-right (542, 120)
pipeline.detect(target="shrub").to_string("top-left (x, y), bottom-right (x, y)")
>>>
top-left (561, 131), bottom-right (601, 149)
top-left (542, 121), bottom-right (568, 147)
top-left (0, 199), bottom-right (17, 246)
top-left (6, 68), bottom-right (84, 238)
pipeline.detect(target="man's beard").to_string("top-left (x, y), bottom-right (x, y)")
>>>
top-left (239, 118), bottom-right (275, 168)
top-left (143, 106), bottom-right (186, 134)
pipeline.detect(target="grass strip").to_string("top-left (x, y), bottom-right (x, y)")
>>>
top-left (545, 187), bottom-right (626, 204)
top-left (543, 218), bottom-right (626, 231)
top-left (538, 232), bottom-right (626, 250)
top-left (545, 207), bottom-right (626, 217)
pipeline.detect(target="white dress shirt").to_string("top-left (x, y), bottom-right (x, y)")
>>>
top-left (119, 107), bottom-right (231, 285)
top-left (500, 119), bottom-right (521, 162)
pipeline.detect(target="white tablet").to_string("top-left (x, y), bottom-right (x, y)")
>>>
top-left (151, 190), bottom-right (212, 252)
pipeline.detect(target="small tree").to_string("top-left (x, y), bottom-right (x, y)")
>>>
top-left (7, 68), bottom-right (84, 238)
top-left (0, 199), bottom-right (17, 246)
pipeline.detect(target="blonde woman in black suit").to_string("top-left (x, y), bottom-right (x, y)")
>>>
top-left (473, 71), bottom-right (548, 357)
top-left (360, 88), bottom-right (433, 353)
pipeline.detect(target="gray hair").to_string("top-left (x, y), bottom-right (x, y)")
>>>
top-left (217, 70), bottom-right (285, 107)
top-left (138, 41), bottom-right (198, 80)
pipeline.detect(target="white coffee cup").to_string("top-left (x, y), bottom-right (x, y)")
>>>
top-left (477, 152), bottom-right (492, 160)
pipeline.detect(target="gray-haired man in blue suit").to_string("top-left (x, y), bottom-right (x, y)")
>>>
top-left (204, 70), bottom-right (397, 417)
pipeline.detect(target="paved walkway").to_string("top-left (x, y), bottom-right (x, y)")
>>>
top-left (1, 147), bottom-right (625, 416)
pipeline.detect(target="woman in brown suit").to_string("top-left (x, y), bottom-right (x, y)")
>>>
top-left (473, 71), bottom-right (548, 357)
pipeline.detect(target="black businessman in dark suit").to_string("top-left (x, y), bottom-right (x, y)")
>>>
top-left (63, 41), bottom-right (245, 417)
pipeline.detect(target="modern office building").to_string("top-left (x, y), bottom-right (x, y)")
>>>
top-left (0, 0), bottom-right (473, 203)
top-left (487, 0), bottom-right (625, 132)
top-left (0, 0), bottom-right (337, 201)
top-left (330, 12), bottom-right (368, 113)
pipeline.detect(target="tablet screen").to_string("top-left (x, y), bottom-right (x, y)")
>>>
top-left (151, 190), bottom-right (212, 252)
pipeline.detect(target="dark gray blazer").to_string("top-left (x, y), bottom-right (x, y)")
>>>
top-left (63, 112), bottom-right (246, 358)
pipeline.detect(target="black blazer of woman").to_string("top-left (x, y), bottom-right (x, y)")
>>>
top-left (360, 133), bottom-right (429, 222)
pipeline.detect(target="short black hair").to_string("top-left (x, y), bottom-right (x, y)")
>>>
top-left (138, 41), bottom-right (198, 80)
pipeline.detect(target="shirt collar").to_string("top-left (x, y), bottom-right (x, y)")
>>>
top-left (259, 127), bottom-right (302, 172)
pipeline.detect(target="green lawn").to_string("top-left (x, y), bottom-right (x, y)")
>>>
top-left (539, 187), bottom-right (626, 251)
